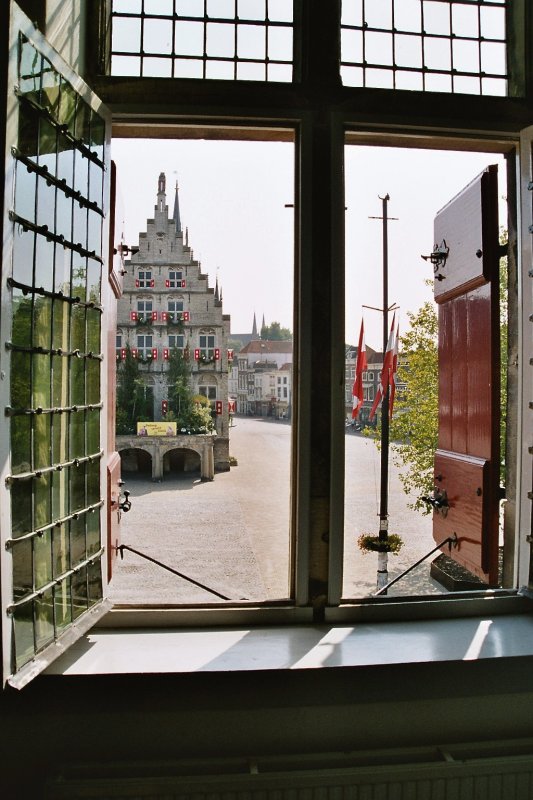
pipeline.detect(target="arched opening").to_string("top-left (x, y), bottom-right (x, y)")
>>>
top-left (163, 447), bottom-right (201, 475)
top-left (119, 447), bottom-right (153, 475)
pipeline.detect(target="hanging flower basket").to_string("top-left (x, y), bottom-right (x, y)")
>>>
top-left (357, 533), bottom-right (404, 555)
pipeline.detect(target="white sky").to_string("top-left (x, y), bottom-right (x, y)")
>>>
top-left (111, 138), bottom-right (506, 350)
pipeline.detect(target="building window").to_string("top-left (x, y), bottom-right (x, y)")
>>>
top-left (168, 334), bottom-right (185, 350)
top-left (168, 299), bottom-right (184, 321)
top-left (110, 0), bottom-right (294, 82)
top-left (340, 0), bottom-right (507, 96)
top-left (137, 270), bottom-right (153, 288)
top-left (199, 386), bottom-right (217, 401)
top-left (137, 334), bottom-right (153, 358)
top-left (137, 300), bottom-right (153, 322)
top-left (199, 333), bottom-right (216, 359)
top-left (167, 270), bottom-right (183, 288)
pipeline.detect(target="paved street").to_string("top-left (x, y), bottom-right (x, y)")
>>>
top-left (109, 417), bottom-right (444, 605)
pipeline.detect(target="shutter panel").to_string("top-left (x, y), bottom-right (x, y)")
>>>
top-left (432, 165), bottom-right (500, 585)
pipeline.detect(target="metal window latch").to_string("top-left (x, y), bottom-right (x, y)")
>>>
top-left (421, 487), bottom-right (449, 517)
top-left (421, 239), bottom-right (449, 281)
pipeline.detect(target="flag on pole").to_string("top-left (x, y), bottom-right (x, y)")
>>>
top-left (389, 323), bottom-right (400, 419)
top-left (369, 313), bottom-right (396, 421)
top-left (351, 320), bottom-right (368, 419)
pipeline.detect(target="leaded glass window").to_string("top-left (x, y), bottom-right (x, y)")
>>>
top-left (110, 0), bottom-right (294, 82)
top-left (5, 36), bottom-right (106, 675)
top-left (341, 0), bottom-right (507, 96)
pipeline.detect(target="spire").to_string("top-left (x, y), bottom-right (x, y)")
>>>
top-left (262, 313), bottom-right (266, 333)
top-left (173, 179), bottom-right (182, 234)
top-left (252, 312), bottom-right (258, 340)
top-left (156, 172), bottom-right (166, 212)
top-left (215, 277), bottom-right (220, 302)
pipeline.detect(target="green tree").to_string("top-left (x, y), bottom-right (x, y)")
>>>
top-left (166, 348), bottom-right (192, 425)
top-left (260, 321), bottom-right (292, 340)
top-left (388, 301), bottom-right (439, 514)
top-left (166, 350), bottom-right (215, 433)
top-left (116, 345), bottom-right (153, 433)
top-left (386, 239), bottom-right (508, 513)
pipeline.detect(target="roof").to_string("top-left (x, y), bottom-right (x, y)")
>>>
top-left (240, 340), bottom-right (293, 355)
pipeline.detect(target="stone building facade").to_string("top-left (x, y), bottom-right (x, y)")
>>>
top-left (116, 172), bottom-right (231, 470)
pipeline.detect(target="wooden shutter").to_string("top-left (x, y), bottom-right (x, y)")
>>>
top-left (432, 165), bottom-right (500, 585)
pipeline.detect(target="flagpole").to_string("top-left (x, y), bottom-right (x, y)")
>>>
top-left (378, 194), bottom-right (391, 592)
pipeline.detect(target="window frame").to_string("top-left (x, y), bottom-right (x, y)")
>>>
top-left (4, 1), bottom-right (533, 687)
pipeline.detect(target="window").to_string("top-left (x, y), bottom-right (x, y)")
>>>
top-left (167, 270), bottom-right (183, 288)
top-left (3, 28), bottom-right (108, 681)
top-left (136, 300), bottom-right (153, 322)
top-left (168, 334), bottom-right (185, 350)
top-left (110, 0), bottom-right (294, 82)
top-left (168, 299), bottom-right (184, 320)
top-left (4, 3), bottom-right (533, 692)
top-left (341, 0), bottom-right (507, 96)
top-left (199, 332), bottom-right (216, 359)
top-left (136, 334), bottom-right (153, 358)
top-left (199, 386), bottom-right (217, 401)
top-left (137, 270), bottom-right (153, 288)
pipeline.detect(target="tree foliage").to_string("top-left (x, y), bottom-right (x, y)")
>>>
top-left (388, 301), bottom-right (439, 514)
top-left (386, 237), bottom-right (508, 512)
top-left (260, 321), bottom-right (292, 340)
top-left (116, 345), bottom-right (153, 434)
top-left (166, 349), bottom-right (214, 433)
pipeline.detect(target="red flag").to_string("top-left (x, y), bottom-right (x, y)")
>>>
top-left (389, 323), bottom-right (400, 419)
top-left (369, 313), bottom-right (396, 421)
top-left (351, 320), bottom-right (368, 419)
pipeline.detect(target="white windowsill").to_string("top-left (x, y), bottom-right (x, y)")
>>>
top-left (45, 610), bottom-right (533, 676)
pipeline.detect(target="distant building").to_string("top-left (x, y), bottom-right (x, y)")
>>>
top-left (235, 327), bottom-right (293, 419)
top-left (116, 172), bottom-right (231, 469)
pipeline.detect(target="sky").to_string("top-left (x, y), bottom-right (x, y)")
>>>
top-left (111, 138), bottom-right (506, 351)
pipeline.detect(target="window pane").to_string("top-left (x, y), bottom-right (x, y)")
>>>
top-left (343, 143), bottom-right (507, 597)
top-left (34, 528), bottom-right (53, 588)
top-left (144, 19), bottom-right (173, 54)
top-left (11, 416), bottom-right (31, 476)
top-left (34, 589), bottom-right (54, 650)
top-left (12, 226), bottom-right (34, 286)
top-left (12, 539), bottom-right (33, 599)
top-left (112, 137), bottom-right (294, 603)
top-left (71, 567), bottom-right (88, 620)
top-left (11, 480), bottom-right (33, 538)
top-left (54, 578), bottom-right (72, 630)
top-left (14, 161), bottom-right (37, 223)
top-left (13, 604), bottom-right (35, 671)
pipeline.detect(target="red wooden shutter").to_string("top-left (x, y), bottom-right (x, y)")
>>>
top-left (432, 164), bottom-right (500, 585)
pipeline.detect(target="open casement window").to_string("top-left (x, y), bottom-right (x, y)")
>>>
top-left (1, 6), bottom-right (112, 687)
top-left (430, 165), bottom-right (501, 585)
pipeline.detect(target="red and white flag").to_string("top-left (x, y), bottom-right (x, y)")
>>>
top-left (389, 322), bottom-right (400, 419)
top-left (369, 313), bottom-right (396, 421)
top-left (351, 320), bottom-right (368, 419)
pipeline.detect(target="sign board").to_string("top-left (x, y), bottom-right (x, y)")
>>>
top-left (137, 422), bottom-right (177, 436)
